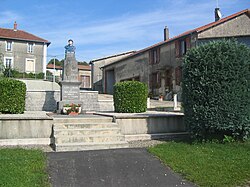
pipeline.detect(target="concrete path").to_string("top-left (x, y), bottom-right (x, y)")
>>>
top-left (47, 148), bottom-right (195, 187)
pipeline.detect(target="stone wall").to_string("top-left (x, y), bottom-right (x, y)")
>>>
top-left (25, 90), bottom-right (100, 112)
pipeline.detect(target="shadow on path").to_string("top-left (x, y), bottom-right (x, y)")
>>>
top-left (47, 148), bottom-right (195, 187)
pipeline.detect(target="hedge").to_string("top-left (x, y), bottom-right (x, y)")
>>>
top-left (0, 78), bottom-right (26, 114)
top-left (114, 81), bottom-right (148, 113)
top-left (182, 40), bottom-right (250, 140)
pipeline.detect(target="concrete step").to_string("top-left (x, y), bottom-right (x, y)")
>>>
top-left (54, 123), bottom-right (118, 130)
top-left (53, 116), bottom-right (113, 124)
top-left (55, 141), bottom-right (129, 152)
top-left (54, 128), bottom-right (121, 136)
top-left (55, 135), bottom-right (125, 144)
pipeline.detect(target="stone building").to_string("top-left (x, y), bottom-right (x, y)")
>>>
top-left (0, 22), bottom-right (50, 76)
top-left (102, 9), bottom-right (250, 98)
top-left (90, 51), bottom-right (135, 93)
top-left (46, 64), bottom-right (92, 89)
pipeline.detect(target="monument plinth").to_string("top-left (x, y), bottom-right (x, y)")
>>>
top-left (58, 40), bottom-right (82, 114)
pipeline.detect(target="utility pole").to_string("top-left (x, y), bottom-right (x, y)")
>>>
top-left (53, 57), bottom-right (55, 82)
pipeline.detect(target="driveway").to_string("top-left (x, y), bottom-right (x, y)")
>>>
top-left (47, 148), bottom-right (195, 187)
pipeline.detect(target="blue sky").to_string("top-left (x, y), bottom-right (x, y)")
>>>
top-left (0, 0), bottom-right (249, 62)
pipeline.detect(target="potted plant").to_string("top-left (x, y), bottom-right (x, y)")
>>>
top-left (63, 103), bottom-right (81, 115)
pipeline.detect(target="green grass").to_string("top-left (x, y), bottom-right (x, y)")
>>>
top-left (148, 141), bottom-right (250, 187)
top-left (0, 148), bottom-right (50, 187)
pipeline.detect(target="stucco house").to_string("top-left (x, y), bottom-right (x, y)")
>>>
top-left (0, 22), bottom-right (50, 76)
top-left (101, 9), bottom-right (250, 98)
top-left (46, 64), bottom-right (92, 89)
top-left (90, 51), bottom-right (135, 93)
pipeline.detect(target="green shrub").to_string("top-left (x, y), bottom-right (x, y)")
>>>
top-left (3, 68), bottom-right (44, 79)
top-left (114, 81), bottom-right (148, 113)
top-left (182, 40), bottom-right (250, 140)
top-left (0, 78), bottom-right (26, 114)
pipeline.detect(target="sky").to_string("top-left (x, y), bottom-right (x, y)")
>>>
top-left (0, 0), bottom-right (249, 63)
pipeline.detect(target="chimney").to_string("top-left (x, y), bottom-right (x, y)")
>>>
top-left (215, 8), bottom-right (222, 21)
top-left (13, 21), bottom-right (17, 31)
top-left (164, 26), bottom-right (169, 41)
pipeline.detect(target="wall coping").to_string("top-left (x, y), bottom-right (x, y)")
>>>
top-left (95, 111), bottom-right (184, 119)
top-left (0, 111), bottom-right (52, 120)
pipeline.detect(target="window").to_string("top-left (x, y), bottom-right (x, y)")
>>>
top-left (175, 37), bottom-right (191, 57)
top-left (25, 58), bottom-right (35, 73)
top-left (6, 41), bottom-right (12, 52)
top-left (27, 43), bottom-right (34, 53)
top-left (149, 48), bottom-right (160, 64)
top-left (81, 75), bottom-right (90, 88)
top-left (4, 57), bottom-right (13, 68)
top-left (180, 40), bottom-right (187, 55)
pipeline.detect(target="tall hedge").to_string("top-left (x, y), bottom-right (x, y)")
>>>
top-left (0, 78), bottom-right (26, 114)
top-left (114, 81), bottom-right (148, 113)
top-left (183, 40), bottom-right (250, 140)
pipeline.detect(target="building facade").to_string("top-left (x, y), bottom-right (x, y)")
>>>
top-left (0, 22), bottom-right (50, 76)
top-left (90, 51), bottom-right (135, 93)
top-left (46, 64), bottom-right (92, 89)
top-left (102, 9), bottom-right (250, 98)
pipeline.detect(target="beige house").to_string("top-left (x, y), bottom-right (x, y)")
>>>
top-left (0, 22), bottom-right (50, 76)
top-left (102, 9), bottom-right (250, 98)
top-left (90, 51), bottom-right (135, 93)
top-left (46, 64), bottom-right (92, 89)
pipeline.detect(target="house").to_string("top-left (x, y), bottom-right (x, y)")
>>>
top-left (101, 9), bottom-right (250, 97)
top-left (46, 64), bottom-right (92, 89)
top-left (0, 22), bottom-right (50, 77)
top-left (90, 51), bottom-right (136, 93)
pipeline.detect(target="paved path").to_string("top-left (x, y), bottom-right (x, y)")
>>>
top-left (47, 148), bottom-right (195, 187)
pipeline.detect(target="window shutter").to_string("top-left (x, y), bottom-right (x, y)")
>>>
top-left (175, 41), bottom-right (180, 57)
top-left (157, 48), bottom-right (160, 63)
top-left (175, 66), bottom-right (182, 86)
top-left (186, 37), bottom-right (191, 50)
top-left (149, 51), bottom-right (152, 64)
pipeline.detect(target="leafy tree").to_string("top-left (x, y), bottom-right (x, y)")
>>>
top-left (78, 61), bottom-right (89, 65)
top-left (48, 58), bottom-right (62, 66)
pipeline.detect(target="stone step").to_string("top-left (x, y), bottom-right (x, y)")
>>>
top-left (55, 135), bottom-right (125, 144)
top-left (54, 123), bottom-right (118, 130)
top-left (55, 141), bottom-right (129, 152)
top-left (54, 128), bottom-right (121, 136)
top-left (53, 116), bottom-right (113, 124)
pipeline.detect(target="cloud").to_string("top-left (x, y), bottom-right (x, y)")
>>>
top-left (0, 11), bottom-right (22, 25)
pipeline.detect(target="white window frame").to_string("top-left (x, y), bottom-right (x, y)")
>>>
top-left (5, 41), bottom-right (13, 52)
top-left (27, 43), bottom-right (34, 53)
top-left (180, 40), bottom-right (186, 55)
top-left (4, 57), bottom-right (14, 68)
top-left (25, 58), bottom-right (36, 73)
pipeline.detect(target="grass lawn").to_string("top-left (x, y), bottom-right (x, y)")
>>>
top-left (148, 141), bottom-right (250, 187)
top-left (0, 148), bottom-right (50, 187)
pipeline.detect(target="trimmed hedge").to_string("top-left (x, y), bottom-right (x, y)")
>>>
top-left (114, 81), bottom-right (148, 113)
top-left (182, 40), bottom-right (250, 140)
top-left (0, 78), bottom-right (26, 114)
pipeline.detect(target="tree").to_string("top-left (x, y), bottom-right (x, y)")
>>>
top-left (48, 58), bottom-right (62, 66)
top-left (78, 61), bottom-right (89, 65)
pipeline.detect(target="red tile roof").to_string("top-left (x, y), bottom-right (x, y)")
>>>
top-left (102, 9), bottom-right (250, 68)
top-left (46, 63), bottom-right (91, 71)
top-left (0, 28), bottom-right (50, 44)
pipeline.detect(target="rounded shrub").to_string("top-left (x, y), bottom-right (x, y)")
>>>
top-left (0, 78), bottom-right (26, 114)
top-left (182, 40), bottom-right (250, 140)
top-left (114, 81), bottom-right (148, 113)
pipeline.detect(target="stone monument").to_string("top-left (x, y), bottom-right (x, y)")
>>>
top-left (58, 39), bottom-right (82, 113)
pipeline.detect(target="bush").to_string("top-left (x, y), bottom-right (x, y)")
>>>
top-left (114, 81), bottom-right (148, 113)
top-left (3, 68), bottom-right (44, 79)
top-left (0, 78), bottom-right (26, 114)
top-left (182, 40), bottom-right (250, 140)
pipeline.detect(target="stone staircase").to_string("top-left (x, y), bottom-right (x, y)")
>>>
top-left (52, 116), bottom-right (129, 152)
